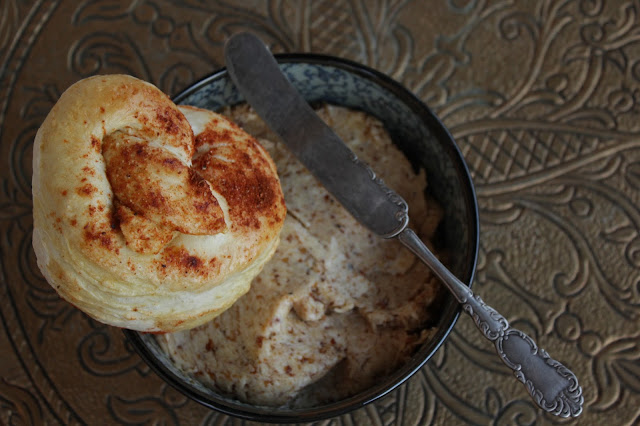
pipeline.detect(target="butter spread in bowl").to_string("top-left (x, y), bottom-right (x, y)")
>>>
top-left (156, 103), bottom-right (446, 407)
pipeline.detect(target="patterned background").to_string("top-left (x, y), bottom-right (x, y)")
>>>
top-left (1, 0), bottom-right (639, 424)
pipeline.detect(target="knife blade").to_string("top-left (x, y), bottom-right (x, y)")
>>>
top-left (224, 32), bottom-right (409, 238)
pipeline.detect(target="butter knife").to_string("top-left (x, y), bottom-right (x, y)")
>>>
top-left (224, 32), bottom-right (583, 418)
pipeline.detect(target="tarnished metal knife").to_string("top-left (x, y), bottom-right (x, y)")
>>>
top-left (224, 32), bottom-right (583, 417)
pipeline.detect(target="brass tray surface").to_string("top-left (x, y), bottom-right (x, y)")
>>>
top-left (1, 1), bottom-right (638, 424)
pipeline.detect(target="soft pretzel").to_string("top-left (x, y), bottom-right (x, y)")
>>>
top-left (32, 75), bottom-right (286, 332)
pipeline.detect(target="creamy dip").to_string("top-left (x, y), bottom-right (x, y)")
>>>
top-left (157, 104), bottom-right (444, 407)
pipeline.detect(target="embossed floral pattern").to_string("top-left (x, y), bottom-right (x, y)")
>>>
top-left (1, 0), bottom-right (639, 424)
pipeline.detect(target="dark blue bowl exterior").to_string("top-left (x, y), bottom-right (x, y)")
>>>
top-left (124, 54), bottom-right (479, 423)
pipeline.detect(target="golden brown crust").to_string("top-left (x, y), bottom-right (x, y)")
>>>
top-left (103, 133), bottom-right (226, 236)
top-left (193, 116), bottom-right (286, 232)
top-left (32, 75), bottom-right (286, 332)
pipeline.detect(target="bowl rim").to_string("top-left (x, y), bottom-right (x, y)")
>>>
top-left (124, 52), bottom-right (480, 423)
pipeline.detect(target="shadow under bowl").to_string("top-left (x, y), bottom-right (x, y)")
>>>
top-left (124, 53), bottom-right (479, 423)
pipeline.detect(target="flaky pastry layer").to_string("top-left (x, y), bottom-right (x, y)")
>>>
top-left (32, 75), bottom-right (286, 332)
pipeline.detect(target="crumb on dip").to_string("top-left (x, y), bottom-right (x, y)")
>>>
top-left (156, 104), bottom-right (445, 407)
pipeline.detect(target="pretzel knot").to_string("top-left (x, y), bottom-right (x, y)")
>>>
top-left (32, 75), bottom-right (286, 332)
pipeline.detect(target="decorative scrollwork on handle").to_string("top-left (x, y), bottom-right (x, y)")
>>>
top-left (397, 228), bottom-right (583, 418)
top-left (495, 329), bottom-right (584, 418)
top-left (464, 294), bottom-right (583, 417)
top-left (375, 176), bottom-right (409, 227)
top-left (350, 153), bottom-right (410, 236)
top-left (462, 293), bottom-right (509, 341)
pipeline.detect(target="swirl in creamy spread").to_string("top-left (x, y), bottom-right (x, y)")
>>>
top-left (157, 104), bottom-right (444, 407)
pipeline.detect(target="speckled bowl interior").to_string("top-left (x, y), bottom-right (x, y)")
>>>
top-left (124, 54), bottom-right (479, 423)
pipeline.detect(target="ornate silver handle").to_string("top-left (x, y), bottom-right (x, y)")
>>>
top-left (397, 228), bottom-right (584, 418)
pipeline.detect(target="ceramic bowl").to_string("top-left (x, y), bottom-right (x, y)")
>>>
top-left (124, 53), bottom-right (479, 423)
